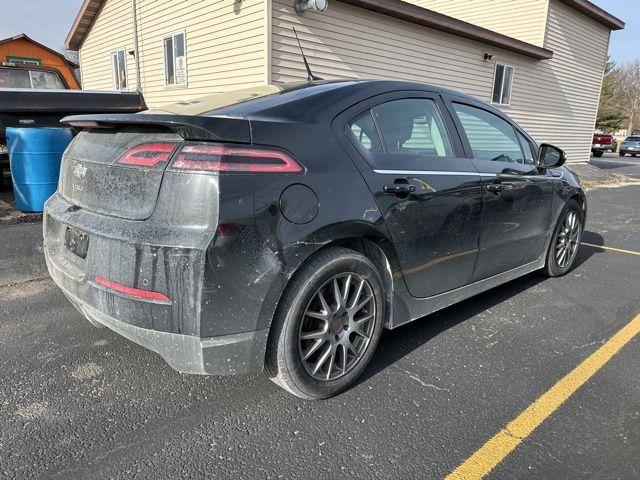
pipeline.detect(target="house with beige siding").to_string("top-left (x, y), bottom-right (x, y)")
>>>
top-left (66, 0), bottom-right (623, 162)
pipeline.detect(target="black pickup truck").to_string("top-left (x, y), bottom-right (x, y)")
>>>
top-left (1, 88), bottom-right (146, 175)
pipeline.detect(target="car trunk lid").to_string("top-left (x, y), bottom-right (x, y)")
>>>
top-left (59, 114), bottom-right (250, 220)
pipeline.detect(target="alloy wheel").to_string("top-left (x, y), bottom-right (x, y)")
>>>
top-left (298, 273), bottom-right (376, 381)
top-left (555, 210), bottom-right (581, 268)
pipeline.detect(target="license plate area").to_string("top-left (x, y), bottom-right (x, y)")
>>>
top-left (64, 226), bottom-right (89, 259)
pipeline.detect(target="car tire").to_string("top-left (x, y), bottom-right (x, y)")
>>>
top-left (541, 199), bottom-right (583, 277)
top-left (619, 151), bottom-right (626, 157)
top-left (593, 150), bottom-right (603, 158)
top-left (633, 154), bottom-right (637, 157)
top-left (265, 246), bottom-right (385, 400)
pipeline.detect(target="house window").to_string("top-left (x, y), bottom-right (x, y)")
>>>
top-left (111, 50), bottom-right (127, 90)
top-left (7, 56), bottom-right (41, 65)
top-left (164, 32), bottom-right (186, 87)
top-left (492, 63), bottom-right (514, 106)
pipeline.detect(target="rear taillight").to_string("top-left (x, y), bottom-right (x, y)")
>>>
top-left (117, 142), bottom-right (177, 168)
top-left (170, 144), bottom-right (303, 173)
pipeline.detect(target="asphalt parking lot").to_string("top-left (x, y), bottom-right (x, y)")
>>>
top-left (2, 154), bottom-right (640, 479)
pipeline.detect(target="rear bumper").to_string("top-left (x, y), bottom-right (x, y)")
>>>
top-left (43, 193), bottom-right (270, 375)
top-left (47, 253), bottom-right (268, 375)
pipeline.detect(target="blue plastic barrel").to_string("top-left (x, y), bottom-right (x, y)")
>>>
top-left (7, 127), bottom-right (73, 213)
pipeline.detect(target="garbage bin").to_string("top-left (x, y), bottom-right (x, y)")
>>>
top-left (6, 127), bottom-right (73, 213)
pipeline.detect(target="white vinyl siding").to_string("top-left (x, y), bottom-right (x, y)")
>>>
top-left (79, 0), bottom-right (137, 91)
top-left (525, 0), bottom-right (611, 163)
top-left (79, 0), bottom-right (268, 107)
top-left (271, 0), bottom-right (610, 162)
top-left (409, 0), bottom-right (549, 47)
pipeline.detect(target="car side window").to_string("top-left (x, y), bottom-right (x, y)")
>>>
top-left (453, 103), bottom-right (524, 163)
top-left (516, 130), bottom-right (536, 165)
top-left (371, 99), bottom-right (454, 158)
top-left (349, 111), bottom-right (383, 153)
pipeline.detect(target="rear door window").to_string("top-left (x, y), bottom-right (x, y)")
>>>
top-left (348, 98), bottom-right (454, 160)
top-left (373, 99), bottom-right (454, 157)
top-left (452, 103), bottom-right (524, 163)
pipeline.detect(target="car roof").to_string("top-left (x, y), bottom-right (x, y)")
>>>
top-left (205, 79), bottom-right (483, 120)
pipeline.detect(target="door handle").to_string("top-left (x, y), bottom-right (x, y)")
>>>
top-left (383, 184), bottom-right (416, 195)
top-left (486, 182), bottom-right (505, 194)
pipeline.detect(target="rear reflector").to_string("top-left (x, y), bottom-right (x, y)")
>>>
top-left (94, 276), bottom-right (171, 303)
top-left (117, 142), bottom-right (177, 168)
top-left (171, 144), bottom-right (303, 173)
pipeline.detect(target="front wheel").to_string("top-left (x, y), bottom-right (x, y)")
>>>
top-left (620, 151), bottom-right (626, 157)
top-left (265, 247), bottom-right (385, 399)
top-left (541, 200), bottom-right (583, 277)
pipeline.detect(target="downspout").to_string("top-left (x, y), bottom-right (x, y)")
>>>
top-left (131, 0), bottom-right (142, 92)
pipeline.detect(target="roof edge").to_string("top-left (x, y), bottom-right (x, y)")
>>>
top-left (65, 0), bottom-right (102, 50)
top-left (337, 0), bottom-right (554, 60)
top-left (557, 0), bottom-right (625, 30)
top-left (64, 0), bottom-right (624, 56)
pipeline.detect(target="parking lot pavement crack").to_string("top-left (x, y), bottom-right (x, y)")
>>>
top-left (571, 339), bottom-right (605, 351)
top-left (403, 370), bottom-right (450, 391)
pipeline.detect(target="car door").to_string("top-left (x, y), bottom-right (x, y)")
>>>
top-left (334, 91), bottom-right (483, 298)
top-left (444, 97), bottom-right (555, 280)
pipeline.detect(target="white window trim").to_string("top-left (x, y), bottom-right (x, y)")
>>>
top-left (491, 62), bottom-right (515, 107)
top-left (111, 49), bottom-right (128, 91)
top-left (163, 31), bottom-right (188, 89)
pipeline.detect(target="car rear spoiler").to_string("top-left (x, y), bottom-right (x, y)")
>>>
top-left (61, 113), bottom-right (251, 143)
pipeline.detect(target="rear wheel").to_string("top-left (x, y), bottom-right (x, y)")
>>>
top-left (542, 200), bottom-right (583, 277)
top-left (265, 247), bottom-right (385, 399)
top-left (592, 150), bottom-right (604, 158)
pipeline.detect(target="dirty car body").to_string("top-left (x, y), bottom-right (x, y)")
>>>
top-left (43, 80), bottom-right (585, 387)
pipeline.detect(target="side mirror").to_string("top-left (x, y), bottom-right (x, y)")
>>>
top-left (538, 143), bottom-right (566, 169)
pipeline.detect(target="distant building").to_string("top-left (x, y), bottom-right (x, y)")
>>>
top-left (66, 0), bottom-right (623, 162)
top-left (0, 34), bottom-right (80, 89)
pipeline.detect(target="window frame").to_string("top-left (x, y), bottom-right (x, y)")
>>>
top-left (514, 128), bottom-right (538, 165)
top-left (111, 49), bottom-right (128, 91)
top-left (491, 62), bottom-right (515, 107)
top-left (163, 31), bottom-right (188, 88)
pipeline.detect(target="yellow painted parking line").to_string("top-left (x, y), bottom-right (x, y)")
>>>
top-left (581, 242), bottom-right (640, 256)
top-left (447, 312), bottom-right (640, 480)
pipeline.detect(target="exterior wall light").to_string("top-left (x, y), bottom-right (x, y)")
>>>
top-left (484, 52), bottom-right (494, 61)
top-left (295, 0), bottom-right (328, 15)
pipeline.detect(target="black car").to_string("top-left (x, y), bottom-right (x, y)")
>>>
top-left (44, 80), bottom-right (585, 399)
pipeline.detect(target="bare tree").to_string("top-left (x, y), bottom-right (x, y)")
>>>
top-left (613, 60), bottom-right (640, 134)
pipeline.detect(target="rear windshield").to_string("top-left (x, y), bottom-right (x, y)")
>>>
top-left (625, 136), bottom-right (640, 141)
top-left (149, 85), bottom-right (285, 116)
top-left (0, 67), bottom-right (64, 89)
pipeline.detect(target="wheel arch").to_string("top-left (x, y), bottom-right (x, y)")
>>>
top-left (255, 224), bottom-right (405, 369)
